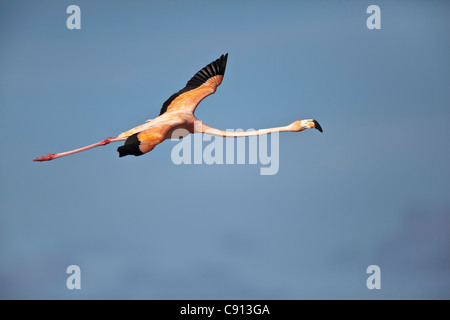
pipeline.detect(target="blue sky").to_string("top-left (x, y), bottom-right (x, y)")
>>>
top-left (1, 0), bottom-right (449, 299)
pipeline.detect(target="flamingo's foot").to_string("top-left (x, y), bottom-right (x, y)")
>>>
top-left (33, 154), bottom-right (56, 162)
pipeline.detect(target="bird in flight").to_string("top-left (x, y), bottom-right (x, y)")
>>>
top-left (34, 53), bottom-right (322, 162)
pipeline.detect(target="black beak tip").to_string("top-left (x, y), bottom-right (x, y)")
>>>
top-left (313, 120), bottom-right (323, 133)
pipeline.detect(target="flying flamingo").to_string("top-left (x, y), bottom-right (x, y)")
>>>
top-left (34, 53), bottom-right (322, 162)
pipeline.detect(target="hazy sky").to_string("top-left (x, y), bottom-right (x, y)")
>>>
top-left (1, 0), bottom-right (449, 299)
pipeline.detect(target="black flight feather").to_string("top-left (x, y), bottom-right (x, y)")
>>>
top-left (117, 133), bottom-right (144, 157)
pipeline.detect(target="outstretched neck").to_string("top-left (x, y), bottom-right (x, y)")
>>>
top-left (195, 121), bottom-right (297, 137)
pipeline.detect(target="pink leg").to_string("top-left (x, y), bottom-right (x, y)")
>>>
top-left (33, 137), bottom-right (122, 162)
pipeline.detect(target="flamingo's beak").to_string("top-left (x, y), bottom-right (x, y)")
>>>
top-left (308, 120), bottom-right (323, 132)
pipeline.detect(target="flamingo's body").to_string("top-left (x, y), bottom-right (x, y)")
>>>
top-left (34, 54), bottom-right (322, 162)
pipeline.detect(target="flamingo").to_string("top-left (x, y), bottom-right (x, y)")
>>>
top-left (34, 53), bottom-right (322, 162)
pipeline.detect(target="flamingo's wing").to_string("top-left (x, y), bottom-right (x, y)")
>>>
top-left (159, 53), bottom-right (228, 116)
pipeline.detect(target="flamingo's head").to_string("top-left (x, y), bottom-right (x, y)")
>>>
top-left (291, 119), bottom-right (323, 132)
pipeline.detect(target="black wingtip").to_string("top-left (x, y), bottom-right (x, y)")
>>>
top-left (117, 145), bottom-right (144, 157)
top-left (221, 53), bottom-right (228, 72)
top-left (313, 120), bottom-right (323, 133)
top-left (117, 147), bottom-right (128, 157)
top-left (223, 53), bottom-right (228, 73)
top-left (117, 133), bottom-right (144, 157)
